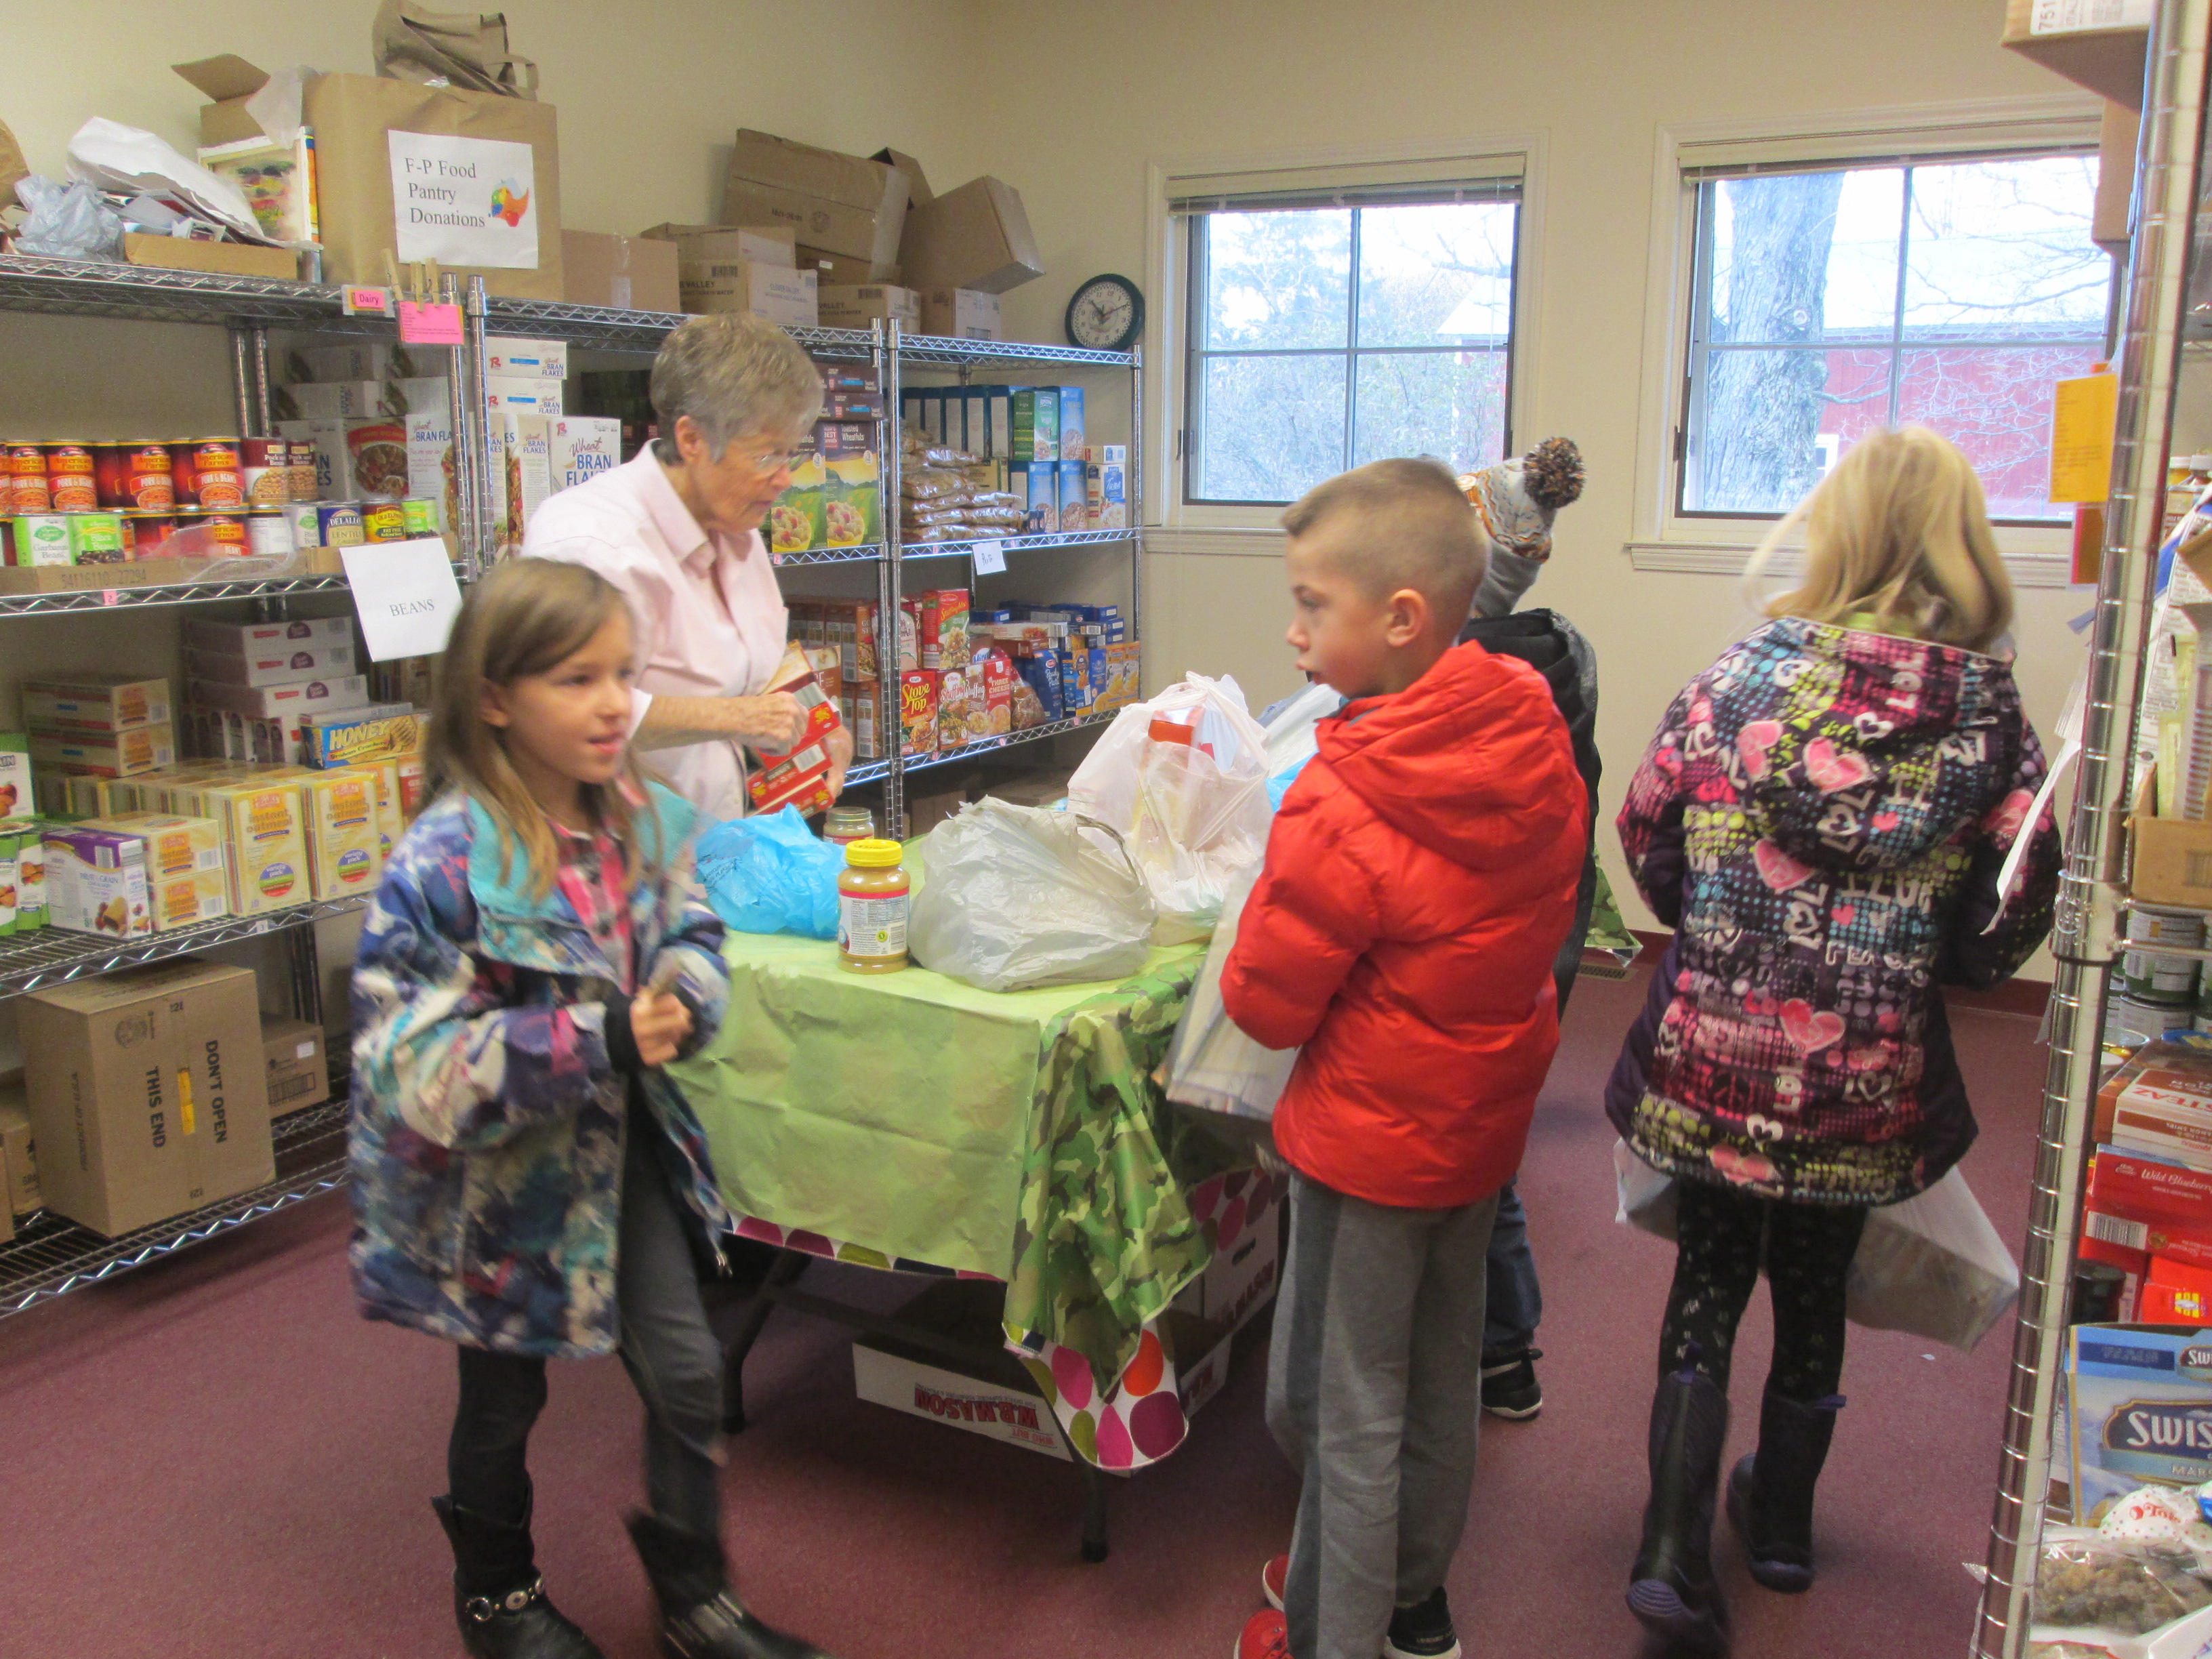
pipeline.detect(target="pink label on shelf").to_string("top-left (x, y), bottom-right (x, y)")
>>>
top-left (342, 286), bottom-right (396, 316)
top-left (396, 301), bottom-right (465, 346)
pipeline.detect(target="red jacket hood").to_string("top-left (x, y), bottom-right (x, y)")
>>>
top-left (1319, 641), bottom-right (1582, 872)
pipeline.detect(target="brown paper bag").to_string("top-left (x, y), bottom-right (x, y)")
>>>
top-left (373, 0), bottom-right (539, 98)
top-left (0, 117), bottom-right (28, 203)
top-left (306, 73), bottom-right (562, 298)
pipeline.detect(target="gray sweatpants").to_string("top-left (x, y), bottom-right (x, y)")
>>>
top-left (1267, 1172), bottom-right (1498, 1659)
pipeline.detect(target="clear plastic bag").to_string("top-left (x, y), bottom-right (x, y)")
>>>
top-left (1162, 869), bottom-right (1299, 1121)
top-left (13, 175), bottom-right (123, 260)
top-left (1260, 680), bottom-right (1346, 809)
top-left (695, 806), bottom-right (841, 939)
top-left (1068, 673), bottom-right (1274, 943)
top-left (907, 798), bottom-right (1155, 991)
top-left (2033, 1525), bottom-right (2212, 1639)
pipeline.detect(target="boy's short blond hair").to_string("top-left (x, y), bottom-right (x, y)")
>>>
top-left (1282, 458), bottom-right (1488, 623)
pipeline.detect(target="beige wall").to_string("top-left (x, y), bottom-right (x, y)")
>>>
top-left (976, 0), bottom-right (2098, 941)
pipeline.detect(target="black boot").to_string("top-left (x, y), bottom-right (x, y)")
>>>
top-left (1626, 1359), bottom-right (1732, 1654)
top-left (1726, 1389), bottom-right (1845, 1592)
top-left (625, 1511), bottom-right (838, 1659)
top-left (432, 1494), bottom-right (605, 1659)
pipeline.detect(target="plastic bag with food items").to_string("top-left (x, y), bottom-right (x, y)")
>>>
top-left (1067, 673), bottom-right (1273, 945)
top-left (694, 806), bottom-right (841, 939)
top-left (2028, 1486), bottom-right (2212, 1658)
top-left (907, 798), bottom-right (1155, 992)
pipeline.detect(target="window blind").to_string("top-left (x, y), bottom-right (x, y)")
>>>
top-left (1168, 152), bottom-right (1524, 215)
top-left (1679, 111), bottom-right (2100, 181)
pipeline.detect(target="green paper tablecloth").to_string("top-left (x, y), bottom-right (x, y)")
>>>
top-left (671, 935), bottom-right (1225, 1385)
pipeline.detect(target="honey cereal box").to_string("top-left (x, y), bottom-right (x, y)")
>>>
top-left (900, 671), bottom-right (939, 756)
top-left (81, 814), bottom-right (228, 932)
top-left (303, 772), bottom-right (383, 900)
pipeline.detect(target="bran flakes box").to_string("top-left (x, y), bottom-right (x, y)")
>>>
top-left (900, 671), bottom-right (939, 756)
top-left (303, 772), bottom-right (383, 900)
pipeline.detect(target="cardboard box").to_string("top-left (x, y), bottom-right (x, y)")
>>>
top-left (123, 232), bottom-right (296, 282)
top-left (30, 725), bottom-right (176, 779)
top-left (184, 616), bottom-right (351, 657)
top-left (485, 337), bottom-right (569, 380)
top-left (817, 284), bottom-right (922, 330)
top-left (300, 705), bottom-right (421, 770)
top-left (900, 670), bottom-right (939, 756)
top-left (182, 63), bottom-right (565, 298)
top-left (871, 148), bottom-right (933, 206)
top-left (198, 129), bottom-right (319, 243)
top-left (483, 376), bottom-right (566, 418)
top-left (2001, 0), bottom-right (2151, 109)
top-left (2068, 1323), bottom-right (2212, 1519)
top-left (272, 375), bottom-right (449, 421)
top-left (261, 1015), bottom-right (330, 1117)
top-left (2097, 100), bottom-right (2141, 251)
top-left (642, 223), bottom-right (797, 268)
top-left (1171, 1179), bottom-right (1283, 1335)
top-left (797, 244), bottom-right (900, 286)
top-left (189, 677), bottom-right (372, 722)
top-left (678, 259), bottom-right (819, 327)
top-left (901, 176), bottom-right (1044, 295)
top-left (283, 342), bottom-right (433, 384)
top-left (42, 825), bottom-right (153, 939)
top-left (489, 409), bottom-right (554, 546)
top-left (0, 733), bottom-right (31, 819)
top-left (0, 1078), bottom-right (39, 1215)
top-left (561, 228), bottom-right (681, 312)
top-left (22, 674), bottom-right (171, 736)
top-left (550, 415), bottom-right (623, 491)
top-left (184, 643), bottom-right (356, 689)
top-left (719, 129), bottom-right (910, 272)
top-left (919, 287), bottom-right (1003, 341)
top-left (2132, 809), bottom-right (2212, 908)
top-left (303, 771), bottom-right (384, 899)
top-left (79, 815), bottom-right (228, 933)
top-left (19, 960), bottom-right (275, 1237)
top-left (190, 779), bottom-right (310, 915)
top-left (745, 644), bottom-right (844, 817)
top-left (850, 1279), bottom-right (1233, 1467)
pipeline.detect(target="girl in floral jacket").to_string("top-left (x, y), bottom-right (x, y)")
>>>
top-left (350, 559), bottom-right (834, 1659)
top-left (1607, 429), bottom-right (2060, 1652)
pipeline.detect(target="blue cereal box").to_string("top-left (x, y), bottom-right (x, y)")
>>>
top-left (1012, 461), bottom-right (1058, 533)
top-left (1057, 387), bottom-right (1086, 459)
top-left (2068, 1324), bottom-right (2212, 1518)
top-left (1059, 460), bottom-right (1088, 531)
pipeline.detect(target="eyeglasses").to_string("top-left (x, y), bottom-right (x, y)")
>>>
top-left (738, 447), bottom-right (803, 472)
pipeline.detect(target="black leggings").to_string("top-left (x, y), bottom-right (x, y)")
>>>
top-left (1658, 1182), bottom-right (1867, 1400)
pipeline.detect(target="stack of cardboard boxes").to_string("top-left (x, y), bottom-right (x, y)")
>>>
top-left (2085, 1042), bottom-right (2212, 1322)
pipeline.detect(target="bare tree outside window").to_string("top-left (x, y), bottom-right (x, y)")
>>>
top-left (1681, 154), bottom-right (2109, 523)
top-left (1185, 196), bottom-right (1518, 504)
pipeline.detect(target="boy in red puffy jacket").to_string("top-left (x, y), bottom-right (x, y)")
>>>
top-left (1223, 458), bottom-right (1586, 1659)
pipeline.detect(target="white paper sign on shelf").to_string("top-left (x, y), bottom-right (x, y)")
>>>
top-left (2030, 0), bottom-right (2152, 32)
top-left (343, 538), bottom-right (464, 661)
top-left (387, 131), bottom-right (539, 268)
top-left (971, 539), bottom-right (1008, 575)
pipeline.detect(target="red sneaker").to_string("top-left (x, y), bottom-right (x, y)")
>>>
top-left (1261, 1553), bottom-right (1288, 1612)
top-left (1236, 1609), bottom-right (1291, 1659)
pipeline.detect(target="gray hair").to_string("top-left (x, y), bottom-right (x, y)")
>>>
top-left (649, 312), bottom-right (823, 462)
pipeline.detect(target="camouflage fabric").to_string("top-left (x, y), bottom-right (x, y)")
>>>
top-left (1585, 861), bottom-right (1639, 963)
top-left (1005, 952), bottom-right (1239, 1389)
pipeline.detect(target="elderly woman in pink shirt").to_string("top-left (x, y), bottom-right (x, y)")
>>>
top-left (526, 312), bottom-right (850, 821)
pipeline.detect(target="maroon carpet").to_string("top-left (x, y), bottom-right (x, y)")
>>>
top-left (0, 966), bottom-right (2045, 1658)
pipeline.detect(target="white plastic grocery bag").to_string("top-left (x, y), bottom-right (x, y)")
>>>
top-left (1068, 673), bottom-right (1274, 944)
top-left (1611, 1139), bottom-right (2020, 1355)
top-left (907, 798), bottom-right (1156, 992)
top-left (1162, 871), bottom-right (1300, 1121)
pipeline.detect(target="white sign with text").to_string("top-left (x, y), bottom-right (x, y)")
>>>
top-left (343, 538), bottom-right (465, 661)
top-left (387, 131), bottom-right (539, 268)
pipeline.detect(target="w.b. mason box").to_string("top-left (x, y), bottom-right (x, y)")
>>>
top-left (18, 960), bottom-right (273, 1236)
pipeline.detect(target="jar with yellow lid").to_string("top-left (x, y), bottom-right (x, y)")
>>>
top-left (837, 838), bottom-right (909, 973)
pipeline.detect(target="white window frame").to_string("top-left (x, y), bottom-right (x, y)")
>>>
top-left (1143, 131), bottom-right (1549, 556)
top-left (1626, 96), bottom-right (2108, 589)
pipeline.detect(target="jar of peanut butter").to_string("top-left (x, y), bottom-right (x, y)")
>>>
top-left (838, 838), bottom-right (909, 973)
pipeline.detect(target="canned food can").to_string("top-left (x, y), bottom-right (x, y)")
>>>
top-left (47, 444), bottom-right (96, 511)
top-left (7, 444), bottom-right (49, 514)
top-left (5, 443), bottom-right (43, 476)
top-left (96, 441), bottom-right (176, 510)
top-left (2129, 903), bottom-right (2207, 949)
top-left (124, 511), bottom-right (176, 558)
top-left (2123, 947), bottom-right (2200, 1001)
top-left (10, 514), bottom-right (72, 567)
top-left (287, 443), bottom-right (319, 504)
top-left (66, 510), bottom-right (127, 564)
top-left (317, 501), bottom-right (366, 546)
top-left (173, 438), bottom-right (245, 509)
top-left (245, 508), bottom-right (294, 556)
top-left (197, 511), bottom-right (247, 551)
top-left (362, 499), bottom-right (408, 542)
top-left (287, 501), bottom-right (322, 550)
top-left (242, 437), bottom-right (290, 506)
top-left (402, 496), bottom-right (442, 536)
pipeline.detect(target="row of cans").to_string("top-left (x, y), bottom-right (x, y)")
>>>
top-left (1, 496), bottom-right (440, 565)
top-left (4, 438), bottom-right (310, 515)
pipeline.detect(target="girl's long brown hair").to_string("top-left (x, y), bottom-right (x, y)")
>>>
top-left (426, 558), bottom-right (660, 899)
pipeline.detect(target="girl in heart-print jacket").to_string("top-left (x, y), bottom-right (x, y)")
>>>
top-left (1603, 612), bottom-right (2060, 1208)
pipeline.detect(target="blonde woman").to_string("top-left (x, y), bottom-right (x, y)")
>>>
top-left (1605, 428), bottom-right (2060, 1651)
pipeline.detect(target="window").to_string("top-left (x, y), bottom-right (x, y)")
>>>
top-left (1179, 184), bottom-right (1520, 506)
top-left (1679, 151), bottom-right (2110, 525)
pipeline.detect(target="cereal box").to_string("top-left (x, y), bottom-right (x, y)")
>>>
top-left (841, 682), bottom-right (884, 760)
top-left (1012, 388), bottom-right (1059, 465)
top-left (1059, 459), bottom-right (1088, 533)
top-left (43, 825), bottom-right (153, 939)
top-left (29, 724), bottom-right (176, 779)
top-left (745, 644), bottom-right (844, 817)
top-left (901, 671), bottom-right (939, 756)
top-left (22, 675), bottom-right (172, 735)
top-left (0, 734), bottom-right (31, 821)
top-left (1011, 460), bottom-right (1057, 533)
top-left (1087, 445), bottom-right (1128, 531)
top-left (394, 753), bottom-right (429, 822)
top-left (769, 454), bottom-right (828, 556)
top-left (80, 814), bottom-right (228, 932)
top-left (300, 704), bottom-right (420, 769)
top-left (303, 772), bottom-right (384, 900)
top-left (977, 649), bottom-right (1016, 735)
top-left (823, 451), bottom-right (882, 548)
top-left (918, 589), bottom-right (971, 674)
top-left (1058, 387), bottom-right (1086, 459)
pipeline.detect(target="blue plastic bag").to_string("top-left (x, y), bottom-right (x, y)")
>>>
top-left (695, 806), bottom-right (841, 939)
